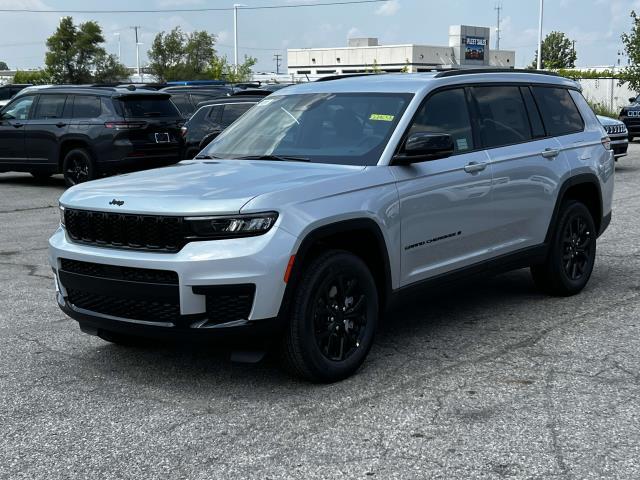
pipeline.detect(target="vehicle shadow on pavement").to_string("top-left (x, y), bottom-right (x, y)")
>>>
top-left (0, 173), bottom-right (66, 189)
top-left (67, 268), bottom-right (544, 389)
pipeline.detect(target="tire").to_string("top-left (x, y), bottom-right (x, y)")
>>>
top-left (628, 136), bottom-right (634, 142)
top-left (531, 200), bottom-right (597, 296)
top-left (62, 148), bottom-right (95, 187)
top-left (280, 250), bottom-right (379, 383)
top-left (97, 329), bottom-right (148, 347)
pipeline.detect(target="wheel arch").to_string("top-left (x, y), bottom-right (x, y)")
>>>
top-left (545, 173), bottom-right (604, 243)
top-left (280, 218), bottom-right (394, 317)
top-left (58, 137), bottom-right (94, 173)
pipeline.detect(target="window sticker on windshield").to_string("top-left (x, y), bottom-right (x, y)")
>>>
top-left (456, 138), bottom-right (468, 150)
top-left (369, 113), bottom-right (394, 121)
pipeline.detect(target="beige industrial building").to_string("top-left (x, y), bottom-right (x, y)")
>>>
top-left (287, 25), bottom-right (515, 76)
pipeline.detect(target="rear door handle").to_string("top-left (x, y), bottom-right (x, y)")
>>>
top-left (55, 122), bottom-right (67, 128)
top-left (541, 148), bottom-right (560, 159)
top-left (464, 161), bottom-right (488, 174)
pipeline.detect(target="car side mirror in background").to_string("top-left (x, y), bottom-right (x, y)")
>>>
top-left (629, 97), bottom-right (636, 104)
top-left (393, 132), bottom-right (455, 165)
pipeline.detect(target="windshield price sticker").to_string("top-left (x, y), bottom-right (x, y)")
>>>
top-left (369, 114), bottom-right (394, 122)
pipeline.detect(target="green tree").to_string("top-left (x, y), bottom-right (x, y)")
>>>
top-left (45, 16), bottom-right (128, 84)
top-left (0, 61), bottom-right (8, 71)
top-left (530, 31), bottom-right (577, 69)
top-left (621, 10), bottom-right (640, 92)
top-left (208, 55), bottom-right (257, 83)
top-left (148, 27), bottom-right (218, 81)
top-left (13, 70), bottom-right (52, 84)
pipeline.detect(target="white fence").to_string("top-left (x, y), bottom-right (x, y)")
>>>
top-left (576, 78), bottom-right (636, 113)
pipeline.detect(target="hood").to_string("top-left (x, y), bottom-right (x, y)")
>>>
top-left (597, 114), bottom-right (624, 126)
top-left (59, 159), bottom-right (365, 215)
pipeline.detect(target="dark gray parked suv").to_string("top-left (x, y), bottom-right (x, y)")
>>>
top-left (0, 86), bottom-right (184, 186)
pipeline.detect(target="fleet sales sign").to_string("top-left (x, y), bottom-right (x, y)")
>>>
top-left (464, 36), bottom-right (486, 61)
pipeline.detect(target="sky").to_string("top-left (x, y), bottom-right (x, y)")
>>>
top-left (0, 0), bottom-right (638, 72)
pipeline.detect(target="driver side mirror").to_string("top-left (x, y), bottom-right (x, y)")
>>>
top-left (630, 97), bottom-right (637, 104)
top-left (393, 132), bottom-right (455, 165)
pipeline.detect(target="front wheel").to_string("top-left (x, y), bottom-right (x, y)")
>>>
top-left (280, 250), bottom-right (379, 383)
top-left (531, 200), bottom-right (597, 296)
top-left (63, 148), bottom-right (95, 187)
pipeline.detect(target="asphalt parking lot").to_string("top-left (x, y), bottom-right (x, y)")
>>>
top-left (1, 147), bottom-right (639, 480)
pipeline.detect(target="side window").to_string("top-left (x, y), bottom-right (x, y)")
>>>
top-left (207, 105), bottom-right (223, 123)
top-left (170, 94), bottom-right (192, 114)
top-left (520, 87), bottom-right (546, 138)
top-left (33, 95), bottom-right (67, 119)
top-left (471, 86), bottom-right (532, 148)
top-left (72, 95), bottom-right (101, 118)
top-left (532, 87), bottom-right (584, 136)
top-left (0, 87), bottom-right (11, 101)
top-left (2, 96), bottom-right (35, 120)
top-left (408, 88), bottom-right (474, 153)
top-left (221, 103), bottom-right (253, 126)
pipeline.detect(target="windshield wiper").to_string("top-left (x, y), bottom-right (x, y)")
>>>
top-left (194, 154), bottom-right (222, 159)
top-left (233, 154), bottom-right (310, 162)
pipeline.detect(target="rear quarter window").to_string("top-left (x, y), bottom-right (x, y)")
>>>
top-left (72, 95), bottom-right (102, 118)
top-left (532, 87), bottom-right (584, 136)
top-left (118, 96), bottom-right (181, 118)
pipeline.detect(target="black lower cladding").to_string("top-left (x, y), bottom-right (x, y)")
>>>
top-left (192, 284), bottom-right (256, 325)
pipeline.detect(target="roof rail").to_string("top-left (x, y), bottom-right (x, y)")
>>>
top-left (315, 73), bottom-right (386, 82)
top-left (434, 68), bottom-right (562, 78)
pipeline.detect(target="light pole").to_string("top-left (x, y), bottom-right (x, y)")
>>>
top-left (131, 26), bottom-right (141, 78)
top-left (536, 0), bottom-right (544, 70)
top-left (114, 32), bottom-right (121, 61)
top-left (234, 4), bottom-right (247, 73)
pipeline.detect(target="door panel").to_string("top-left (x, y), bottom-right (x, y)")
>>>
top-left (0, 95), bottom-right (34, 166)
top-left (25, 94), bottom-right (69, 168)
top-left (393, 87), bottom-right (496, 286)
top-left (393, 151), bottom-right (494, 285)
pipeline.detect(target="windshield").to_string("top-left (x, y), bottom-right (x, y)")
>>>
top-left (202, 92), bottom-right (412, 166)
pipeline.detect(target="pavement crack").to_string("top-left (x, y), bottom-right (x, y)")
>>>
top-left (0, 204), bottom-right (58, 214)
top-left (544, 369), bottom-right (571, 478)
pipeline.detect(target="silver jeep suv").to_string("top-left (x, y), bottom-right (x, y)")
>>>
top-left (49, 71), bottom-right (614, 382)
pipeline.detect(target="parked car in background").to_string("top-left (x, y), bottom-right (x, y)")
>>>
top-left (260, 83), bottom-right (295, 92)
top-left (0, 86), bottom-right (184, 186)
top-left (597, 115), bottom-right (628, 159)
top-left (0, 83), bottom-right (33, 108)
top-left (160, 85), bottom-right (233, 117)
top-left (50, 71), bottom-right (614, 382)
top-left (181, 95), bottom-right (263, 159)
top-left (619, 95), bottom-right (640, 141)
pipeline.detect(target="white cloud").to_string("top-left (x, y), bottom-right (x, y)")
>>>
top-left (156, 0), bottom-right (204, 7)
top-left (347, 27), bottom-right (363, 40)
top-left (375, 0), bottom-right (400, 16)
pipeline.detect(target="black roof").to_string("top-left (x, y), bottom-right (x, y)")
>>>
top-left (195, 95), bottom-right (264, 110)
top-left (160, 85), bottom-right (233, 93)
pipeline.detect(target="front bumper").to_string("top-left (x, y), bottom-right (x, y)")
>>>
top-left (610, 133), bottom-right (629, 158)
top-left (49, 225), bottom-right (296, 336)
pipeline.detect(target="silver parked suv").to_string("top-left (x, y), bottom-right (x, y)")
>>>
top-left (49, 71), bottom-right (614, 382)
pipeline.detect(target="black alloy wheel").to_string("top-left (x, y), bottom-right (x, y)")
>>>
top-left (63, 148), bottom-right (95, 187)
top-left (281, 250), bottom-right (379, 382)
top-left (312, 272), bottom-right (369, 362)
top-left (531, 200), bottom-right (597, 296)
top-left (561, 213), bottom-right (594, 281)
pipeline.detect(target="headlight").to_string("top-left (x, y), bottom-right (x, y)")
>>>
top-left (184, 212), bottom-right (278, 239)
top-left (59, 205), bottom-right (65, 227)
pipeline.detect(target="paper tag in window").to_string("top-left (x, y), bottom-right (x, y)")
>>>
top-left (369, 114), bottom-right (394, 122)
top-left (456, 138), bottom-right (468, 150)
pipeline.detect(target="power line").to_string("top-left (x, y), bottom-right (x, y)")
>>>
top-left (0, 0), bottom-right (387, 14)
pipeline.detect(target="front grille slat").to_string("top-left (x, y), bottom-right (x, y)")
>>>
top-left (60, 258), bottom-right (179, 285)
top-left (64, 208), bottom-right (185, 253)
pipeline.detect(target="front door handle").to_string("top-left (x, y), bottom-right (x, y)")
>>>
top-left (12, 122), bottom-right (24, 128)
top-left (464, 161), bottom-right (488, 174)
top-left (541, 148), bottom-right (560, 159)
top-left (55, 122), bottom-right (67, 128)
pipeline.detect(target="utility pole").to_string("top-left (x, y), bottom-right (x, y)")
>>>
top-left (131, 26), bottom-right (141, 78)
top-left (114, 32), bottom-right (121, 62)
top-left (273, 53), bottom-right (282, 75)
top-left (495, 3), bottom-right (502, 51)
top-left (537, 0), bottom-right (544, 70)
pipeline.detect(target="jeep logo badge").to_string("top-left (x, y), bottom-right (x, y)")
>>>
top-left (109, 199), bottom-right (125, 206)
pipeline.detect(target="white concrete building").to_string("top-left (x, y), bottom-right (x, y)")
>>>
top-left (287, 25), bottom-right (515, 76)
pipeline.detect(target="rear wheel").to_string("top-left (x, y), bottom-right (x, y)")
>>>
top-left (63, 148), bottom-right (95, 187)
top-left (531, 200), bottom-right (596, 296)
top-left (280, 250), bottom-right (379, 382)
